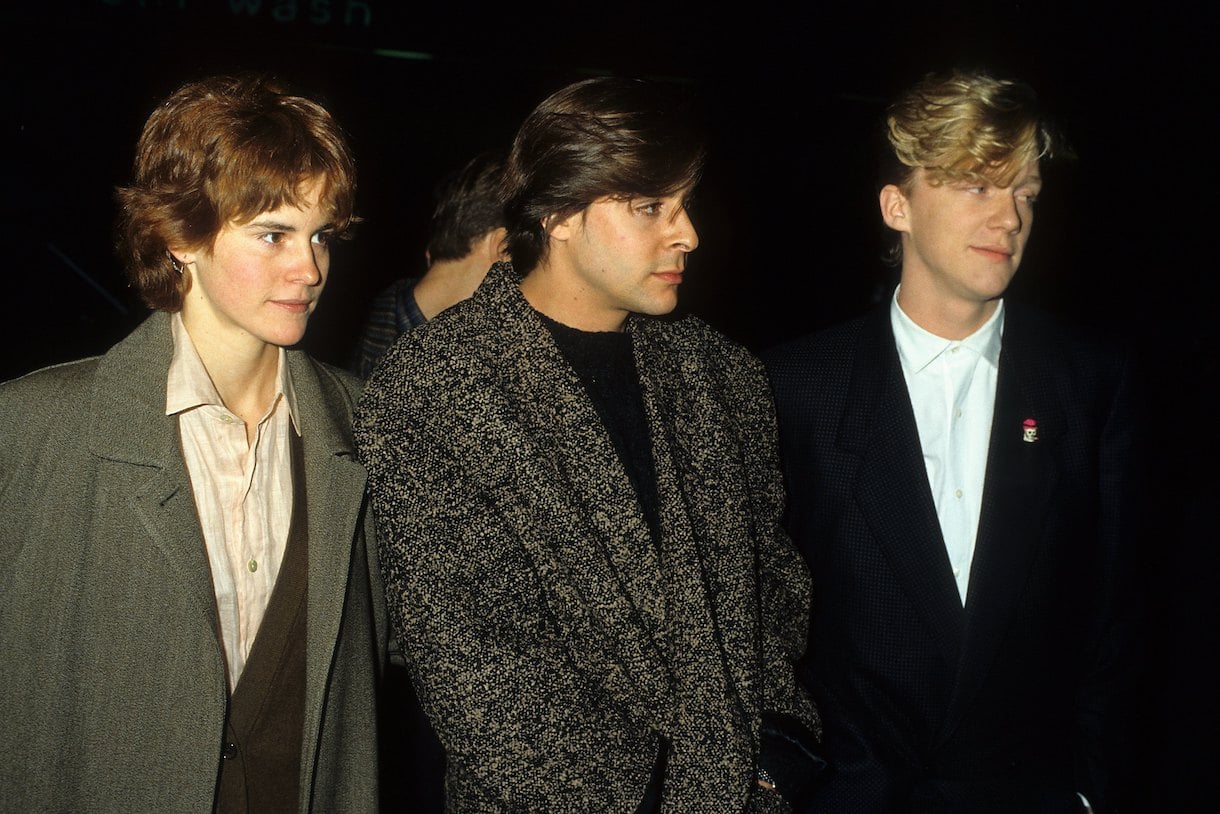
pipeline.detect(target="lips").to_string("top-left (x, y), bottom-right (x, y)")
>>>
top-left (271, 299), bottom-right (314, 314)
top-left (653, 270), bottom-right (684, 285)
top-left (971, 245), bottom-right (1014, 262)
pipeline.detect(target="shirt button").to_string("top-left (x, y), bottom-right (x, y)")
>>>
top-left (222, 742), bottom-right (239, 760)
top-left (954, 489), bottom-right (963, 498)
top-left (220, 414), bottom-right (234, 424)
top-left (247, 559), bottom-right (258, 573)
top-left (950, 346), bottom-right (960, 354)
top-left (955, 409), bottom-right (963, 418)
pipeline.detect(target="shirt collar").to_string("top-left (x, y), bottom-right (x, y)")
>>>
top-left (166, 312), bottom-right (300, 433)
top-left (890, 286), bottom-right (1004, 374)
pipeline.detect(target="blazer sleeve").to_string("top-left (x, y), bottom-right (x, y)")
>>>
top-left (733, 354), bottom-right (825, 803)
top-left (1074, 350), bottom-right (1144, 812)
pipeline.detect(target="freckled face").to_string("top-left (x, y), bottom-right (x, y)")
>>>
top-left (178, 178), bottom-right (336, 352)
top-left (887, 162), bottom-right (1042, 309)
top-left (550, 190), bottom-right (699, 330)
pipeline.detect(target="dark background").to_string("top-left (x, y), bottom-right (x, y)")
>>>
top-left (4, 1), bottom-right (1215, 809)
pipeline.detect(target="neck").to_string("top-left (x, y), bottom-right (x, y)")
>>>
top-left (519, 262), bottom-right (628, 333)
top-left (181, 318), bottom-right (281, 440)
top-left (412, 255), bottom-right (490, 320)
top-left (414, 229), bottom-right (504, 319)
top-left (896, 284), bottom-right (999, 341)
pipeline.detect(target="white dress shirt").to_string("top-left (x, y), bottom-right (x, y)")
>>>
top-left (166, 313), bottom-right (300, 687)
top-left (891, 290), bottom-right (1003, 605)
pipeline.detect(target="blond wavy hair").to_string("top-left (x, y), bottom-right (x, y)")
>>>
top-left (883, 69), bottom-right (1063, 191)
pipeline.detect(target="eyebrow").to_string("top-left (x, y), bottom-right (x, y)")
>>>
top-left (244, 220), bottom-right (335, 232)
top-left (245, 220), bottom-right (298, 232)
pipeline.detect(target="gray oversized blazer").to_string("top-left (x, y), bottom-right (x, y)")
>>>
top-left (0, 312), bottom-right (388, 813)
top-left (356, 262), bottom-right (818, 813)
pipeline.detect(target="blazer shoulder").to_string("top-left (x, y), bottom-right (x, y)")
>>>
top-left (287, 353), bottom-right (369, 451)
top-left (640, 315), bottom-right (771, 396)
top-left (1, 357), bottom-right (104, 500)
top-left (762, 312), bottom-right (871, 387)
top-left (355, 296), bottom-right (505, 437)
top-left (2, 355), bottom-right (101, 396)
top-left (1004, 302), bottom-right (1132, 387)
top-left (373, 296), bottom-right (494, 383)
top-left (305, 355), bottom-right (365, 401)
top-left (1, 357), bottom-right (101, 433)
top-left (652, 314), bottom-right (757, 361)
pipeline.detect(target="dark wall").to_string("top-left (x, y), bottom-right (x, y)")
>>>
top-left (9, 2), bottom-right (1207, 369)
top-left (5, 0), bottom-right (1215, 808)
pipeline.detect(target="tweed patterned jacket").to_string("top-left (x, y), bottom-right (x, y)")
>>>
top-left (356, 262), bottom-right (818, 813)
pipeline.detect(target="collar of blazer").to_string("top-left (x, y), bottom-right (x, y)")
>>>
top-left (83, 311), bottom-right (369, 716)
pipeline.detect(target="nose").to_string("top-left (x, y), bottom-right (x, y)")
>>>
top-left (990, 194), bottom-right (1023, 234)
top-left (671, 207), bottom-right (699, 253)
top-left (288, 240), bottom-right (326, 286)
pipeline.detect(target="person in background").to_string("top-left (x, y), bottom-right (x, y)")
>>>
top-left (350, 149), bottom-right (506, 378)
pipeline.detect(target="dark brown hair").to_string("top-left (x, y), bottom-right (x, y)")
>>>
top-left (426, 149), bottom-right (507, 263)
top-left (501, 77), bottom-right (706, 274)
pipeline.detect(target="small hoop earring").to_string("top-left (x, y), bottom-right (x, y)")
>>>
top-left (167, 251), bottom-right (183, 275)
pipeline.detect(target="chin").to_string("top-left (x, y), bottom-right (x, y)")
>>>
top-left (639, 295), bottom-right (679, 317)
top-left (260, 327), bottom-right (309, 348)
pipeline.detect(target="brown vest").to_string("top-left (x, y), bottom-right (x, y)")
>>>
top-left (215, 434), bottom-right (308, 813)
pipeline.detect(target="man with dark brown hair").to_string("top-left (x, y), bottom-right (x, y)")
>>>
top-left (351, 149), bottom-right (507, 378)
top-left (357, 76), bottom-right (822, 812)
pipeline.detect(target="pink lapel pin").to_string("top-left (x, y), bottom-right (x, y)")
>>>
top-left (1022, 418), bottom-right (1038, 443)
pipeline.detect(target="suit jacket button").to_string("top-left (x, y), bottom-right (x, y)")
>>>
top-left (222, 742), bottom-right (239, 760)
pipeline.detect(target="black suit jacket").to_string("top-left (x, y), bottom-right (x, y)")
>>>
top-left (764, 301), bottom-right (1139, 813)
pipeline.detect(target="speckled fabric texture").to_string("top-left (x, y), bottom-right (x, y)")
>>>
top-left (356, 262), bottom-right (818, 812)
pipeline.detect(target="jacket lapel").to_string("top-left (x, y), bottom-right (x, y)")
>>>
top-left (633, 319), bottom-right (760, 720)
top-left (434, 268), bottom-right (673, 726)
top-left (844, 307), bottom-right (966, 664)
top-left (938, 307), bottom-right (1059, 742)
top-left (288, 353), bottom-right (370, 743)
top-left (294, 354), bottom-right (367, 654)
top-left (87, 312), bottom-right (218, 632)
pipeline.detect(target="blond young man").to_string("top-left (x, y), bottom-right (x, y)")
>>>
top-left (765, 70), bottom-right (1139, 813)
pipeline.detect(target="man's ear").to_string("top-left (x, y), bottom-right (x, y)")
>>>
top-left (879, 184), bottom-right (910, 234)
top-left (489, 227), bottom-right (510, 261)
top-left (545, 211), bottom-right (578, 243)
